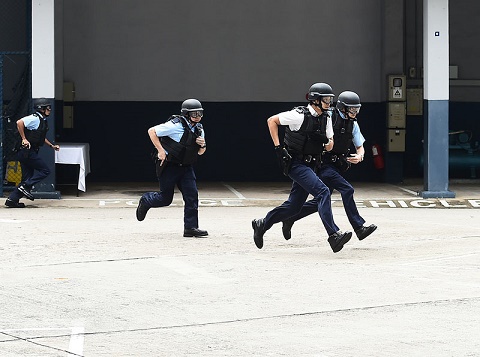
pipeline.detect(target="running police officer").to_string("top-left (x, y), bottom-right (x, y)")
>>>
top-left (282, 91), bottom-right (377, 241)
top-left (136, 99), bottom-right (208, 238)
top-left (252, 83), bottom-right (353, 253)
top-left (5, 98), bottom-right (59, 208)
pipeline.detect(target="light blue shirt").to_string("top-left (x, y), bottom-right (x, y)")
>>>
top-left (153, 116), bottom-right (205, 142)
top-left (338, 111), bottom-right (365, 148)
top-left (21, 112), bottom-right (43, 130)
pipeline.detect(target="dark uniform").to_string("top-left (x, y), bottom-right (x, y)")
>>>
top-left (5, 98), bottom-right (58, 208)
top-left (282, 91), bottom-right (377, 241)
top-left (252, 83), bottom-right (353, 253)
top-left (136, 99), bottom-right (208, 238)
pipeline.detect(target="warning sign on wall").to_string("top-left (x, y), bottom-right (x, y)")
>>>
top-left (393, 88), bottom-right (403, 99)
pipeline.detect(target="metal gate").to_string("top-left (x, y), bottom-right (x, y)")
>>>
top-left (1, 0), bottom-right (31, 197)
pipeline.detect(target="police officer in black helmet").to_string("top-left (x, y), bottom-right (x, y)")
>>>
top-left (282, 91), bottom-right (377, 241)
top-left (252, 83), bottom-right (353, 253)
top-left (5, 98), bottom-right (60, 208)
top-left (136, 99), bottom-right (208, 238)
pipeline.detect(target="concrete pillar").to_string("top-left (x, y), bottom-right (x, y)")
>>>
top-left (420, 0), bottom-right (455, 198)
top-left (32, 0), bottom-right (60, 198)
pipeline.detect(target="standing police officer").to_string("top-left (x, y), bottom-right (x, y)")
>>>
top-left (136, 99), bottom-right (208, 238)
top-left (5, 98), bottom-right (59, 208)
top-left (282, 91), bottom-right (377, 241)
top-left (252, 83), bottom-right (353, 253)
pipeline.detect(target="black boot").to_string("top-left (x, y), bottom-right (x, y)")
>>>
top-left (355, 224), bottom-right (377, 240)
top-left (136, 196), bottom-right (150, 221)
top-left (327, 231), bottom-right (352, 253)
top-left (282, 219), bottom-right (294, 240)
top-left (5, 199), bottom-right (25, 208)
top-left (252, 218), bottom-right (266, 249)
top-left (184, 228), bottom-right (209, 237)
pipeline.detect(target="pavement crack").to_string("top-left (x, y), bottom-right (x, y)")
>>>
top-left (23, 256), bottom-right (158, 268)
top-left (2, 296), bottom-right (478, 344)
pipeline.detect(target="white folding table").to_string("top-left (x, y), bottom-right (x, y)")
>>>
top-left (55, 143), bottom-right (91, 193)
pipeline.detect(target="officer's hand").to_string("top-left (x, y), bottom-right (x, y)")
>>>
top-left (157, 150), bottom-right (167, 165)
top-left (21, 138), bottom-right (31, 149)
top-left (275, 145), bottom-right (291, 165)
top-left (346, 154), bottom-right (363, 164)
top-left (196, 136), bottom-right (206, 148)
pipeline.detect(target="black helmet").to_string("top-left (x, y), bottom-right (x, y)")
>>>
top-left (181, 99), bottom-right (203, 115)
top-left (336, 91), bottom-right (361, 112)
top-left (34, 97), bottom-right (51, 110)
top-left (306, 83), bottom-right (334, 101)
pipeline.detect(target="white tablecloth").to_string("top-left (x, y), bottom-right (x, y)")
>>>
top-left (55, 143), bottom-right (91, 192)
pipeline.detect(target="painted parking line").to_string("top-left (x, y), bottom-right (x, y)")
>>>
top-left (68, 326), bottom-right (85, 356)
top-left (0, 326), bottom-right (84, 356)
top-left (221, 182), bottom-right (246, 199)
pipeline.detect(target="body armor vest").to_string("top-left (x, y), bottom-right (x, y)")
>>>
top-left (24, 113), bottom-right (48, 149)
top-left (160, 116), bottom-right (201, 165)
top-left (284, 106), bottom-right (326, 155)
top-left (330, 109), bottom-right (354, 155)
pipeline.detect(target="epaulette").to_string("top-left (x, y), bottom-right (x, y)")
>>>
top-left (168, 115), bottom-right (183, 124)
top-left (294, 106), bottom-right (308, 114)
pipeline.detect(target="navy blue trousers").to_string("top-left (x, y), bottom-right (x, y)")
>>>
top-left (141, 164), bottom-right (199, 229)
top-left (8, 148), bottom-right (50, 202)
top-left (288, 164), bottom-right (365, 230)
top-left (263, 159), bottom-right (339, 236)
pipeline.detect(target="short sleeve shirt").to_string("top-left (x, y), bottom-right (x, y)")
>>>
top-left (153, 116), bottom-right (205, 143)
top-left (277, 104), bottom-right (334, 138)
top-left (21, 113), bottom-right (42, 130)
top-left (352, 122), bottom-right (365, 148)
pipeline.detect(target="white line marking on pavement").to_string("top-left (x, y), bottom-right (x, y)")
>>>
top-left (221, 182), bottom-right (246, 199)
top-left (0, 326), bottom-right (85, 356)
top-left (396, 186), bottom-right (419, 196)
top-left (68, 326), bottom-right (85, 356)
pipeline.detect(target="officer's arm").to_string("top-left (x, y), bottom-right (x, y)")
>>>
top-left (325, 137), bottom-right (334, 151)
top-left (17, 119), bottom-right (26, 140)
top-left (348, 123), bottom-right (365, 163)
top-left (17, 119), bottom-right (30, 148)
top-left (196, 136), bottom-right (206, 155)
top-left (44, 138), bottom-right (60, 151)
top-left (324, 113), bottom-right (334, 151)
top-left (355, 145), bottom-right (365, 162)
top-left (267, 115), bottom-right (281, 146)
top-left (148, 127), bottom-right (167, 161)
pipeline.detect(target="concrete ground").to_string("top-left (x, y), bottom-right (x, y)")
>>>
top-left (1, 180), bottom-right (480, 356)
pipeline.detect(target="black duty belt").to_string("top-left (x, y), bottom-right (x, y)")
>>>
top-left (295, 154), bottom-right (320, 164)
top-left (323, 153), bottom-right (343, 163)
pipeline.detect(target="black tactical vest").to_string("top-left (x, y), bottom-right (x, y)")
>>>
top-left (160, 116), bottom-right (201, 165)
top-left (330, 109), bottom-right (355, 155)
top-left (284, 106), bottom-right (327, 155)
top-left (24, 113), bottom-right (48, 149)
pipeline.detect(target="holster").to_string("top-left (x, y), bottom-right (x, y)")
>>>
top-left (155, 159), bottom-right (167, 177)
top-left (322, 153), bottom-right (351, 172)
top-left (282, 155), bottom-right (292, 176)
top-left (151, 150), bottom-right (167, 177)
